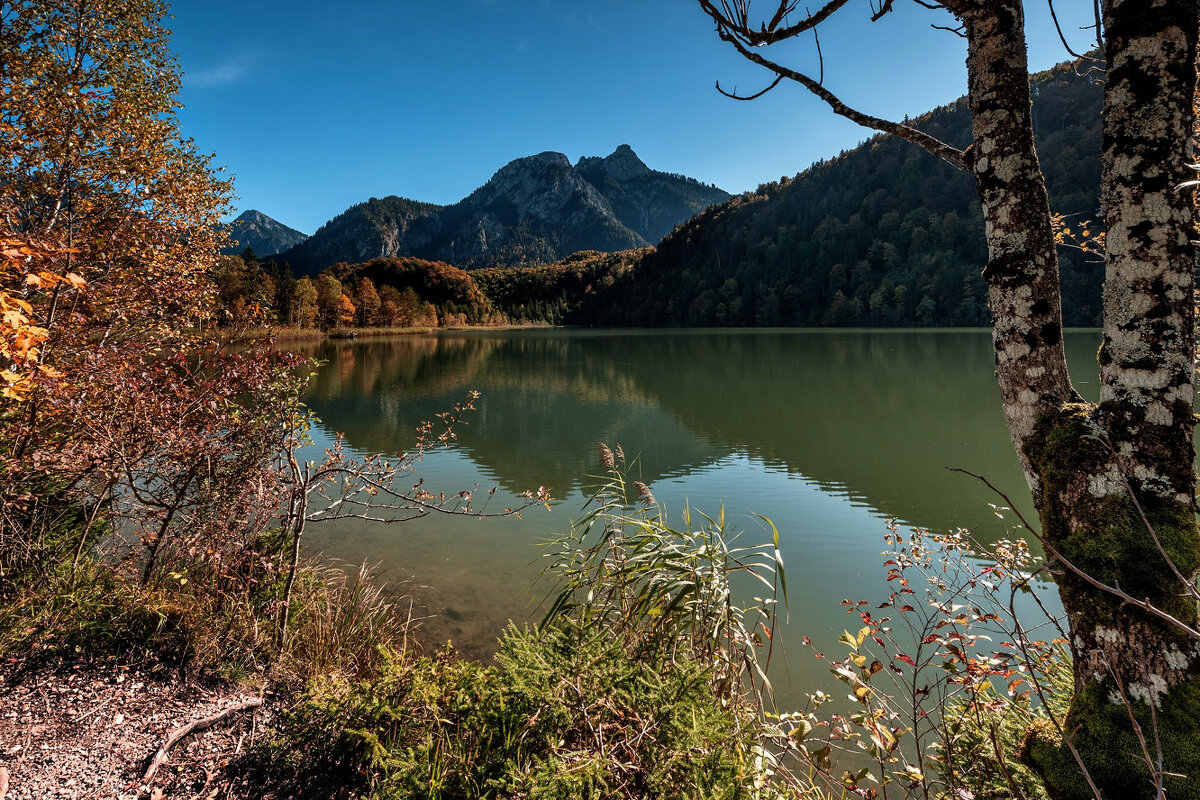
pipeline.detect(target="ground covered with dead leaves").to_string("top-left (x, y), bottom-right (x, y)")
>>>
top-left (0, 654), bottom-right (282, 800)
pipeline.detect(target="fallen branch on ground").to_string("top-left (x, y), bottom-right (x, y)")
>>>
top-left (143, 698), bottom-right (262, 782)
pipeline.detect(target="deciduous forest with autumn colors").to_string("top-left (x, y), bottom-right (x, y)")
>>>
top-left (2, 1), bottom-right (1199, 799)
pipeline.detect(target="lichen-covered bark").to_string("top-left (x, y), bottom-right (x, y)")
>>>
top-left (1097, 1), bottom-right (1198, 506)
top-left (1019, 4), bottom-right (1200, 798)
top-left (959, 0), bottom-right (1079, 488)
top-left (957, 0), bottom-right (1200, 797)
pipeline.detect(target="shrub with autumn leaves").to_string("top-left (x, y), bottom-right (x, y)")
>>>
top-left (0, 1), bottom-right (313, 665)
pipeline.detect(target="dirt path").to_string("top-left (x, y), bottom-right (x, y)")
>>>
top-left (0, 656), bottom-right (279, 799)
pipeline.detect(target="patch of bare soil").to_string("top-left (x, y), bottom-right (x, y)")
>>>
top-left (0, 655), bottom-right (282, 800)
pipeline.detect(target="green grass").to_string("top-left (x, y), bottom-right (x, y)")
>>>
top-left (253, 622), bottom-right (767, 800)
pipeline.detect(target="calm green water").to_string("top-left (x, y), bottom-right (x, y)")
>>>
top-left (299, 329), bottom-right (1098, 706)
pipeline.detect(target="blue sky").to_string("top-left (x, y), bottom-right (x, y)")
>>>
top-left (168, 0), bottom-right (1096, 234)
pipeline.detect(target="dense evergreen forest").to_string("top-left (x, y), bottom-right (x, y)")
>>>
top-left (601, 61), bottom-right (1103, 328)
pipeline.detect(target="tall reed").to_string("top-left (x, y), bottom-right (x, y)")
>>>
top-left (541, 443), bottom-right (787, 714)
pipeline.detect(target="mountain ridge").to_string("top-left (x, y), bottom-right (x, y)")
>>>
top-left (265, 145), bottom-right (730, 275)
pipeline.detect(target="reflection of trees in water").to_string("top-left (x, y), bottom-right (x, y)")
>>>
top-left (299, 336), bottom-right (491, 402)
top-left (301, 331), bottom-right (1102, 534)
top-left (302, 333), bottom-right (727, 494)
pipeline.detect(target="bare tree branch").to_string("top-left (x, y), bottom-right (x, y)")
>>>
top-left (714, 28), bottom-right (967, 170)
top-left (144, 698), bottom-right (262, 782)
top-left (1047, 0), bottom-right (1101, 63)
top-left (931, 22), bottom-right (967, 37)
top-left (869, 0), bottom-right (894, 23)
top-left (716, 74), bottom-right (784, 101)
top-left (698, 0), bottom-right (854, 44)
top-left (811, 11), bottom-right (824, 83)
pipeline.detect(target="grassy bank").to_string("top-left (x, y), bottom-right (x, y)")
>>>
top-left (0, 459), bottom-right (794, 798)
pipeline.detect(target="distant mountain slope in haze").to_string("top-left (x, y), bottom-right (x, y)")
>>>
top-left (221, 210), bottom-right (307, 256)
top-left (274, 146), bottom-right (730, 275)
top-left (598, 60), bottom-right (1103, 328)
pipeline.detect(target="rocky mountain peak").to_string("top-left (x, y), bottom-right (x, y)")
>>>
top-left (602, 144), bottom-right (651, 180)
top-left (222, 209), bottom-right (308, 257)
top-left (530, 151), bottom-right (572, 168)
top-left (576, 144), bottom-right (651, 182)
top-left (480, 151), bottom-right (612, 222)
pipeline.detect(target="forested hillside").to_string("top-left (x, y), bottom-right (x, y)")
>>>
top-left (279, 196), bottom-right (445, 277)
top-left (329, 257), bottom-right (496, 325)
top-left (599, 61), bottom-right (1102, 327)
top-left (472, 249), bottom-right (649, 325)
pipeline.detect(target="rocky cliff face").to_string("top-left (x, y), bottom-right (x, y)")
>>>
top-left (575, 145), bottom-right (732, 244)
top-left (426, 151), bottom-right (647, 268)
top-left (277, 196), bottom-right (443, 276)
top-left (273, 146), bottom-right (729, 275)
top-left (221, 210), bottom-right (308, 257)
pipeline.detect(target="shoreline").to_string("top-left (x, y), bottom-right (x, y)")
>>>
top-left (234, 322), bottom-right (555, 343)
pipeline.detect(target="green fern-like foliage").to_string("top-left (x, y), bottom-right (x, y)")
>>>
top-left (257, 625), bottom-right (762, 799)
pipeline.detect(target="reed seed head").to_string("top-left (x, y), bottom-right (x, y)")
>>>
top-left (597, 443), bottom-right (615, 470)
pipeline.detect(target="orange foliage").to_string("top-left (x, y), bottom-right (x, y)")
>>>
top-left (0, 228), bottom-right (76, 399)
top-left (336, 293), bottom-right (357, 325)
top-left (1, 2), bottom-right (310, 591)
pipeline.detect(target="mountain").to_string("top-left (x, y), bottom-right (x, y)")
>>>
top-left (575, 144), bottom-right (731, 244)
top-left (221, 210), bottom-right (307, 257)
top-left (422, 151), bottom-right (646, 268)
top-left (273, 146), bottom-right (730, 275)
top-left (590, 60), bottom-right (1103, 328)
top-left (275, 196), bottom-right (443, 276)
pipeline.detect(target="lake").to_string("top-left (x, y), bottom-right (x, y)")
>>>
top-left (297, 328), bottom-right (1098, 707)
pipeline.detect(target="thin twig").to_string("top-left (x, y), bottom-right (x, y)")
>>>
top-left (713, 26), bottom-right (967, 170)
top-left (1110, 668), bottom-right (1164, 800)
top-left (948, 468), bottom-right (1200, 641)
top-left (1047, 0), bottom-right (1092, 60)
top-left (699, 0), bottom-right (854, 44)
top-left (1062, 724), bottom-right (1107, 800)
top-left (717, 74), bottom-right (784, 101)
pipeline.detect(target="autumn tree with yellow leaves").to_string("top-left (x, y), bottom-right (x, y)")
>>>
top-left (0, 1), bottom-right (307, 600)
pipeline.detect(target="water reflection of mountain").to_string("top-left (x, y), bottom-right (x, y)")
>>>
top-left (300, 330), bottom-right (1102, 533)
top-left (299, 333), bottom-right (733, 494)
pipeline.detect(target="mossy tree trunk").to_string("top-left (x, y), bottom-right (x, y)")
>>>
top-left (697, 0), bottom-right (1199, 794)
top-left (962, 1), bottom-right (1200, 797)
